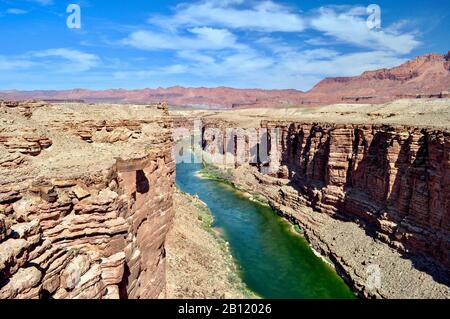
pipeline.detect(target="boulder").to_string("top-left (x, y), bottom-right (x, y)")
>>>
top-left (0, 267), bottom-right (42, 299)
top-left (62, 255), bottom-right (91, 290)
top-left (10, 220), bottom-right (40, 239)
top-left (100, 252), bottom-right (126, 286)
top-left (71, 185), bottom-right (91, 200)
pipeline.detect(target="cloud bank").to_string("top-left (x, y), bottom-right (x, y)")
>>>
top-left (120, 0), bottom-right (421, 89)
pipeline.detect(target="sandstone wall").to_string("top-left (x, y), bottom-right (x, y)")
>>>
top-left (0, 102), bottom-right (175, 299)
top-left (0, 150), bottom-right (175, 300)
top-left (200, 121), bottom-right (450, 274)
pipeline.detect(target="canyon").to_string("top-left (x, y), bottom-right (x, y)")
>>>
top-left (0, 97), bottom-right (449, 299)
top-left (173, 99), bottom-right (450, 298)
top-left (0, 101), bottom-right (175, 299)
top-left (1, 52), bottom-right (449, 109)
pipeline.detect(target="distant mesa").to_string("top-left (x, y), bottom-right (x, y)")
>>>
top-left (1, 51), bottom-right (449, 109)
top-left (41, 99), bottom-right (86, 103)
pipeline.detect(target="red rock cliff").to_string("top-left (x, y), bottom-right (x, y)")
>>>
top-left (200, 120), bottom-right (450, 275)
top-left (266, 122), bottom-right (449, 269)
top-left (0, 102), bottom-right (175, 299)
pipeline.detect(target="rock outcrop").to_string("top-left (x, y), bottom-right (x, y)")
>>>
top-left (309, 52), bottom-right (450, 104)
top-left (197, 109), bottom-right (450, 297)
top-left (261, 122), bottom-right (450, 270)
top-left (0, 102), bottom-right (175, 299)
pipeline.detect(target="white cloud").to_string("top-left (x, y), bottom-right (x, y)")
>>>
top-left (276, 50), bottom-right (406, 78)
top-left (28, 0), bottom-right (53, 5)
top-left (0, 56), bottom-right (35, 70)
top-left (177, 50), bottom-right (216, 64)
top-left (32, 48), bottom-right (100, 72)
top-left (146, 1), bottom-right (419, 54)
top-left (159, 49), bottom-right (407, 90)
top-left (2, 1), bottom-right (424, 90)
top-left (7, 8), bottom-right (28, 15)
top-left (190, 51), bottom-right (274, 76)
top-left (0, 49), bottom-right (100, 74)
top-left (188, 27), bottom-right (237, 48)
top-left (123, 27), bottom-right (244, 51)
top-left (309, 6), bottom-right (420, 54)
top-left (149, 0), bottom-right (306, 32)
top-left (117, 1), bottom-right (423, 90)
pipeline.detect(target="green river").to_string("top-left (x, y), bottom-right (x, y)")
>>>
top-left (176, 161), bottom-right (355, 299)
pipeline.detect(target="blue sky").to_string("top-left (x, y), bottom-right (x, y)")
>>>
top-left (0, 0), bottom-right (449, 90)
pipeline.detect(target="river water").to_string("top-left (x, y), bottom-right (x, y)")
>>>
top-left (176, 162), bottom-right (355, 299)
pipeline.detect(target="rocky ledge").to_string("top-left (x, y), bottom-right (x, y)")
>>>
top-left (0, 101), bottom-right (175, 299)
top-left (230, 165), bottom-right (450, 298)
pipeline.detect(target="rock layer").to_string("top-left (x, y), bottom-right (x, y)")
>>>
top-left (0, 102), bottom-right (175, 299)
top-left (261, 122), bottom-right (450, 272)
top-left (199, 115), bottom-right (450, 297)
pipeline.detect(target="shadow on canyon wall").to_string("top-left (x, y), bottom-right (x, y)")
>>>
top-left (279, 125), bottom-right (449, 286)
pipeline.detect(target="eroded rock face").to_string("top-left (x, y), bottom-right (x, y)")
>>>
top-left (269, 123), bottom-right (450, 270)
top-left (0, 102), bottom-right (175, 299)
top-left (201, 121), bottom-right (450, 277)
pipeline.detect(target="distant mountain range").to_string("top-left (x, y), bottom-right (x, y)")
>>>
top-left (1, 52), bottom-right (449, 108)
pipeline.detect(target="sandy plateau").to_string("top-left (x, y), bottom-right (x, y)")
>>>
top-left (172, 98), bottom-right (450, 129)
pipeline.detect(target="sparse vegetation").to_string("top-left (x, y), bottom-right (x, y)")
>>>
top-left (199, 163), bottom-right (235, 185)
top-left (249, 192), bottom-right (270, 206)
top-left (292, 224), bottom-right (304, 235)
top-left (167, 189), bottom-right (258, 299)
top-left (193, 201), bottom-right (214, 231)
